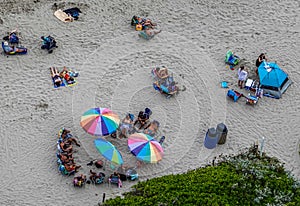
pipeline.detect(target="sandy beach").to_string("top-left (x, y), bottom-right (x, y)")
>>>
top-left (0, 0), bottom-right (299, 205)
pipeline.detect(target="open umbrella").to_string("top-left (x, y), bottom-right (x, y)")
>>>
top-left (94, 138), bottom-right (123, 165)
top-left (80, 107), bottom-right (120, 136)
top-left (128, 133), bottom-right (163, 163)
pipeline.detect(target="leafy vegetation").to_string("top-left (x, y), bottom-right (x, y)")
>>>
top-left (102, 145), bottom-right (300, 206)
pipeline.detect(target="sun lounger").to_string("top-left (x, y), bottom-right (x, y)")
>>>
top-left (227, 89), bottom-right (244, 102)
top-left (245, 94), bottom-right (258, 105)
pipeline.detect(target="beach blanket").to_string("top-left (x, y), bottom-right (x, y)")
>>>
top-left (63, 7), bottom-right (81, 20)
top-left (51, 69), bottom-right (78, 88)
top-left (138, 31), bottom-right (153, 40)
top-left (54, 9), bottom-right (73, 22)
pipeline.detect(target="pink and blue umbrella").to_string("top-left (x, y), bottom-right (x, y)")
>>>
top-left (80, 107), bottom-right (120, 136)
top-left (94, 138), bottom-right (123, 165)
top-left (128, 133), bottom-right (164, 163)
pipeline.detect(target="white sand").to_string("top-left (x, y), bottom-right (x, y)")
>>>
top-left (0, 0), bottom-right (299, 205)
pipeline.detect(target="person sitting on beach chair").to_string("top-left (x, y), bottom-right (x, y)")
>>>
top-left (109, 172), bottom-right (122, 188)
top-left (89, 169), bottom-right (105, 184)
top-left (157, 79), bottom-right (179, 96)
top-left (144, 120), bottom-right (160, 137)
top-left (119, 113), bottom-right (135, 138)
top-left (131, 15), bottom-right (157, 29)
top-left (134, 108), bottom-right (152, 129)
top-left (64, 162), bottom-right (81, 172)
top-left (3, 29), bottom-right (19, 44)
top-left (73, 174), bottom-right (86, 187)
top-left (41, 35), bottom-right (57, 53)
top-left (156, 67), bottom-right (169, 79)
top-left (133, 111), bottom-right (148, 129)
top-left (57, 153), bottom-right (74, 164)
top-left (60, 128), bottom-right (81, 147)
top-left (58, 139), bottom-right (73, 153)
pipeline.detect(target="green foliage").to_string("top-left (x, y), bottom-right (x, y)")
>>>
top-left (102, 146), bottom-right (300, 206)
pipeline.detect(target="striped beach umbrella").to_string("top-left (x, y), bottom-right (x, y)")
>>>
top-left (94, 138), bottom-right (123, 165)
top-left (80, 107), bottom-right (120, 136)
top-left (128, 133), bottom-right (164, 163)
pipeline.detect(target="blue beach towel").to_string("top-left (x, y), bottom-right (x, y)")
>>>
top-left (52, 77), bottom-right (66, 88)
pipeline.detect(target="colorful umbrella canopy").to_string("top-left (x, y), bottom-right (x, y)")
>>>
top-left (94, 138), bottom-right (123, 165)
top-left (128, 133), bottom-right (164, 163)
top-left (80, 107), bottom-right (120, 136)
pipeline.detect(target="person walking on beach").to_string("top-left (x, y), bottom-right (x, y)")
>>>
top-left (238, 66), bottom-right (248, 89)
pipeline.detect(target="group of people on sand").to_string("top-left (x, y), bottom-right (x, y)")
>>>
top-left (74, 163), bottom-right (123, 187)
top-left (57, 128), bottom-right (81, 174)
top-left (51, 15), bottom-right (165, 188)
top-left (50, 66), bottom-right (77, 87)
top-left (73, 168), bottom-right (106, 187)
top-left (111, 108), bottom-right (160, 139)
top-left (236, 53), bottom-right (268, 89)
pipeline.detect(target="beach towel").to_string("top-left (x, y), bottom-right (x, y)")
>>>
top-left (54, 9), bottom-right (73, 22)
top-left (63, 7), bottom-right (81, 20)
top-left (51, 69), bottom-right (78, 88)
top-left (138, 31), bottom-right (153, 40)
top-left (52, 76), bottom-right (66, 88)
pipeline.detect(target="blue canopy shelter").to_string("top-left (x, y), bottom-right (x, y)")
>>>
top-left (258, 62), bottom-right (292, 98)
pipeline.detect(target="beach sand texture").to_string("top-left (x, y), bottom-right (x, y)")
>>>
top-left (0, 0), bottom-right (299, 205)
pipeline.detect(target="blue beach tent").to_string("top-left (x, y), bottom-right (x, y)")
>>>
top-left (258, 62), bottom-right (292, 98)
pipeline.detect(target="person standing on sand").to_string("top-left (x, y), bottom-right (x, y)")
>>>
top-left (238, 66), bottom-right (248, 89)
top-left (255, 53), bottom-right (267, 75)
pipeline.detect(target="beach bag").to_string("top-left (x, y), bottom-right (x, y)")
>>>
top-left (95, 160), bottom-right (103, 168)
top-left (136, 24), bottom-right (143, 31)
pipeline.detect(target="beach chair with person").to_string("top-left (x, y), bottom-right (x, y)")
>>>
top-left (151, 66), bottom-right (169, 80)
top-left (89, 170), bottom-right (105, 185)
top-left (109, 172), bottom-right (122, 188)
top-left (111, 113), bottom-right (135, 139)
top-left (144, 120), bottom-right (160, 137)
top-left (153, 76), bottom-right (179, 98)
top-left (73, 174), bottom-right (86, 187)
top-left (133, 108), bottom-right (152, 130)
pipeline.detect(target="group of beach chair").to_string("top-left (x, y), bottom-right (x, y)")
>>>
top-left (2, 30), bottom-right (59, 55)
top-left (56, 128), bottom-right (81, 177)
top-left (226, 79), bottom-right (263, 105)
top-left (2, 30), bottom-right (27, 55)
top-left (225, 51), bottom-right (264, 105)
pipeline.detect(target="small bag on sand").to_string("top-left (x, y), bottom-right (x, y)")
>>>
top-left (95, 160), bottom-right (103, 168)
top-left (136, 24), bottom-right (143, 31)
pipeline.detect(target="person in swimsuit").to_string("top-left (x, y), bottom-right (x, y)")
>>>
top-left (50, 67), bottom-right (62, 87)
top-left (144, 27), bottom-right (161, 38)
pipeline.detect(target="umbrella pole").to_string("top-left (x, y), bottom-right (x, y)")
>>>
top-left (103, 160), bottom-right (106, 171)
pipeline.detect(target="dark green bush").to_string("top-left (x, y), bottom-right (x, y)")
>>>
top-left (102, 145), bottom-right (300, 206)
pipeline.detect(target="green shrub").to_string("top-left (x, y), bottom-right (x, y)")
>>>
top-left (102, 145), bottom-right (300, 206)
